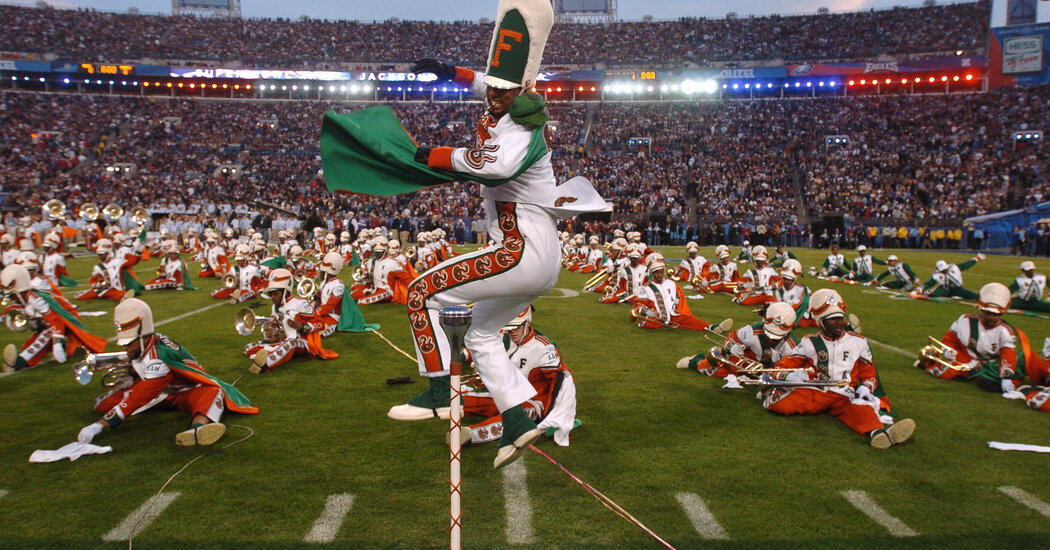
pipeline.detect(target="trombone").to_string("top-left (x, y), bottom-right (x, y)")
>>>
top-left (72, 351), bottom-right (132, 388)
top-left (919, 336), bottom-right (975, 371)
top-left (629, 306), bottom-right (679, 329)
top-left (582, 270), bottom-right (610, 292)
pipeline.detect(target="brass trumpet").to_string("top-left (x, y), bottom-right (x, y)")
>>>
top-left (103, 203), bottom-right (124, 223)
top-left (80, 203), bottom-right (100, 222)
top-left (222, 272), bottom-right (238, 290)
top-left (919, 336), bottom-right (974, 371)
top-left (73, 351), bottom-right (132, 388)
top-left (43, 199), bottom-right (66, 222)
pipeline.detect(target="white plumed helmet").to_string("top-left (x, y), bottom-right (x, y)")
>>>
top-left (763, 302), bottom-right (797, 338)
top-left (780, 259), bottom-right (802, 279)
top-left (809, 288), bottom-right (847, 323)
top-left (1, 264), bottom-right (32, 294)
top-left (95, 238), bottom-right (114, 254)
top-left (319, 252), bottom-right (344, 276)
top-left (266, 268), bottom-right (294, 293)
top-left (977, 282), bottom-right (1010, 314)
top-left (114, 298), bottom-right (154, 346)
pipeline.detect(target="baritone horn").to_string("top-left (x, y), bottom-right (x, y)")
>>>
top-left (295, 277), bottom-right (317, 299)
top-left (222, 272), bottom-right (238, 289)
top-left (130, 205), bottom-right (149, 227)
top-left (919, 336), bottom-right (974, 371)
top-left (6, 310), bottom-right (29, 332)
top-left (43, 199), bottom-right (66, 222)
top-left (102, 203), bottom-right (124, 223)
top-left (80, 203), bottom-right (100, 222)
top-left (405, 247), bottom-right (417, 262)
top-left (72, 351), bottom-right (131, 388)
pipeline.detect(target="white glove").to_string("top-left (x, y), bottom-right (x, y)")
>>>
top-left (941, 347), bottom-right (957, 362)
top-left (721, 374), bottom-right (742, 389)
top-left (77, 421), bottom-right (104, 444)
top-left (965, 359), bottom-right (981, 371)
top-left (786, 370), bottom-right (809, 383)
top-left (855, 385), bottom-right (872, 401)
top-left (852, 385), bottom-right (878, 407)
top-left (1000, 379), bottom-right (1024, 400)
top-left (976, 253), bottom-right (986, 261)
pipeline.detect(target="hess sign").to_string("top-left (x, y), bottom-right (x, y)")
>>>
top-left (80, 63), bottom-right (135, 76)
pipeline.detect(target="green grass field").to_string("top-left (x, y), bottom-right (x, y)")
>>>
top-left (1, 246), bottom-right (1049, 549)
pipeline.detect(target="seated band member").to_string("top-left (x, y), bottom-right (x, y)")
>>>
top-left (313, 252), bottom-right (347, 337)
top-left (578, 236), bottom-right (605, 274)
top-left (917, 282), bottom-right (1028, 395)
top-left (736, 240), bottom-right (752, 264)
top-left (145, 241), bottom-right (198, 291)
top-left (210, 244), bottom-right (263, 304)
top-left (198, 234), bottom-right (230, 278)
top-left (244, 269), bottom-right (336, 374)
top-left (763, 288), bottom-right (916, 449)
top-left (453, 307), bottom-right (577, 447)
top-left (769, 246), bottom-right (797, 269)
top-left (774, 259), bottom-right (813, 326)
top-left (874, 255), bottom-right (921, 290)
top-left (1016, 338), bottom-right (1050, 412)
top-left (356, 237), bottom-right (405, 305)
top-left (632, 256), bottom-right (731, 332)
top-left (287, 245), bottom-right (316, 279)
top-left (350, 238), bottom-right (384, 301)
top-left (734, 246), bottom-right (779, 306)
top-left (707, 245), bottom-right (741, 294)
top-left (819, 243), bottom-right (850, 278)
top-left (678, 302), bottom-right (797, 383)
top-left (917, 254), bottom-right (985, 300)
top-left (74, 239), bottom-right (129, 301)
top-left (600, 244), bottom-right (647, 304)
top-left (676, 241), bottom-right (710, 291)
top-left (1, 265), bottom-right (107, 372)
top-left (76, 298), bottom-right (258, 447)
top-left (1009, 261), bottom-right (1050, 313)
top-left (18, 251), bottom-right (62, 297)
top-left (846, 245), bottom-right (884, 283)
top-left (41, 232), bottom-right (76, 288)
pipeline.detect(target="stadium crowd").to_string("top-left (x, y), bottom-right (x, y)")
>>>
top-left (1, 1), bottom-right (989, 68)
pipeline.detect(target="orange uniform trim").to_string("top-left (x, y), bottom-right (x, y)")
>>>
top-left (428, 147), bottom-right (455, 171)
top-left (452, 67), bottom-right (475, 88)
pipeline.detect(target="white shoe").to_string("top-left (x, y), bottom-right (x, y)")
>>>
top-left (2, 343), bottom-right (16, 373)
top-left (493, 428), bottom-right (543, 469)
top-left (711, 318), bottom-right (733, 335)
top-left (445, 426), bottom-right (472, 446)
top-left (676, 357), bottom-right (692, 369)
top-left (175, 423), bottom-right (226, 446)
top-left (387, 404), bottom-right (451, 421)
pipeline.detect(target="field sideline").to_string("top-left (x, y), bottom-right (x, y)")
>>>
top-left (1, 246), bottom-right (1049, 549)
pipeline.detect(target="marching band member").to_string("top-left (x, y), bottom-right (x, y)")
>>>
top-left (387, 240), bottom-right (417, 279)
top-left (454, 307), bottom-right (577, 447)
top-left (736, 240), bottom-right (752, 264)
top-left (600, 244), bottom-right (648, 303)
top-left (628, 231), bottom-right (654, 257)
top-left (113, 233), bottom-right (146, 295)
top-left (1009, 261), bottom-right (1050, 313)
top-left (918, 282), bottom-right (1028, 395)
top-left (211, 244), bottom-right (263, 303)
top-left (565, 235), bottom-right (585, 271)
top-left (918, 254), bottom-right (985, 299)
top-left (1016, 340), bottom-right (1050, 412)
top-left (734, 246), bottom-right (779, 306)
top-left (578, 236), bottom-right (605, 274)
top-left (0, 234), bottom-right (18, 266)
top-left (774, 259), bottom-right (813, 326)
top-left (313, 252), bottom-right (347, 336)
top-left (676, 242), bottom-right (710, 290)
top-left (1, 265), bottom-right (106, 372)
top-left (18, 251), bottom-right (62, 296)
top-left (678, 302), bottom-right (797, 384)
top-left (632, 256), bottom-right (731, 332)
top-left (708, 245), bottom-right (741, 294)
top-left (323, 233), bottom-right (337, 257)
top-left (74, 239), bottom-right (128, 301)
top-left (145, 242), bottom-right (197, 291)
top-left (846, 245), bottom-right (885, 283)
top-left (244, 269), bottom-right (337, 374)
top-left (414, 232), bottom-right (437, 271)
top-left (222, 227), bottom-right (238, 253)
top-left (77, 298), bottom-right (258, 446)
top-left (338, 231), bottom-right (356, 264)
top-left (874, 255), bottom-right (922, 290)
top-left (277, 230), bottom-right (294, 257)
top-left (309, 227), bottom-right (326, 255)
top-left (287, 245), bottom-right (316, 279)
top-left (353, 230), bottom-right (371, 261)
top-left (769, 246), bottom-right (798, 268)
top-left (764, 288), bottom-right (916, 449)
top-left (42, 233), bottom-right (76, 288)
top-left (819, 243), bottom-right (849, 278)
top-left (197, 234), bottom-right (229, 278)
top-left (589, 237), bottom-right (626, 294)
top-left (358, 237), bottom-right (411, 305)
top-left (350, 237), bottom-right (383, 301)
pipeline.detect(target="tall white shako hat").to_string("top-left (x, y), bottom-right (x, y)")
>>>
top-left (483, 0), bottom-right (554, 91)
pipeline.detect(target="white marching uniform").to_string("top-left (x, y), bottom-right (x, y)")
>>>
top-left (679, 256), bottom-right (709, 279)
top-left (2, 249), bottom-right (19, 267)
top-left (42, 252), bottom-right (68, 287)
top-left (317, 278), bottom-right (344, 336)
top-left (725, 324), bottom-right (796, 365)
top-left (783, 332), bottom-right (874, 398)
top-left (1014, 274), bottom-right (1047, 301)
top-left (932, 266), bottom-right (965, 289)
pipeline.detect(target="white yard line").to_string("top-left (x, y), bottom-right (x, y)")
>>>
top-left (674, 492), bottom-right (729, 540)
top-left (998, 486), bottom-right (1050, 518)
top-left (841, 490), bottom-right (918, 537)
top-left (867, 338), bottom-right (918, 359)
top-left (303, 493), bottom-right (355, 543)
top-left (101, 491), bottom-right (181, 542)
top-left (0, 489), bottom-right (7, 499)
top-left (502, 459), bottom-right (534, 544)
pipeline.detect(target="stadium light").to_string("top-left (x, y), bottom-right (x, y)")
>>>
top-left (940, 76), bottom-right (948, 82)
top-left (590, 86), bottom-right (596, 92)
top-left (829, 81), bottom-right (837, 87)
top-left (884, 79), bottom-right (891, 84)
top-left (234, 84), bottom-right (240, 89)
top-left (848, 80), bottom-right (855, 86)
top-left (556, 87), bottom-right (562, 92)
top-left (96, 80), bottom-right (102, 85)
top-left (340, 86), bottom-right (346, 92)
top-left (819, 81), bottom-right (825, 87)
top-left (794, 82), bottom-right (801, 88)
top-left (859, 79), bottom-right (866, 85)
top-left (178, 82), bottom-right (183, 88)
top-left (292, 85), bottom-right (298, 90)
top-left (806, 81), bottom-right (812, 87)
top-left (246, 84), bottom-right (252, 90)
top-left (732, 83), bottom-right (739, 90)
top-left (634, 84), bottom-right (643, 92)
top-left (953, 75), bottom-right (959, 82)
top-left (578, 86), bottom-right (584, 92)
top-left (965, 74), bottom-right (973, 81)
top-left (698, 80), bottom-right (717, 94)
top-left (282, 85), bottom-right (287, 90)
top-left (928, 77), bottom-right (935, 83)
top-left (303, 85), bottom-right (310, 90)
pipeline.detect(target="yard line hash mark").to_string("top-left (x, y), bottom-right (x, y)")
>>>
top-left (999, 486), bottom-right (1050, 518)
top-left (502, 459), bottom-right (534, 544)
top-left (675, 492), bottom-right (729, 540)
top-left (101, 491), bottom-right (181, 542)
top-left (841, 490), bottom-right (918, 537)
top-left (303, 493), bottom-right (355, 543)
